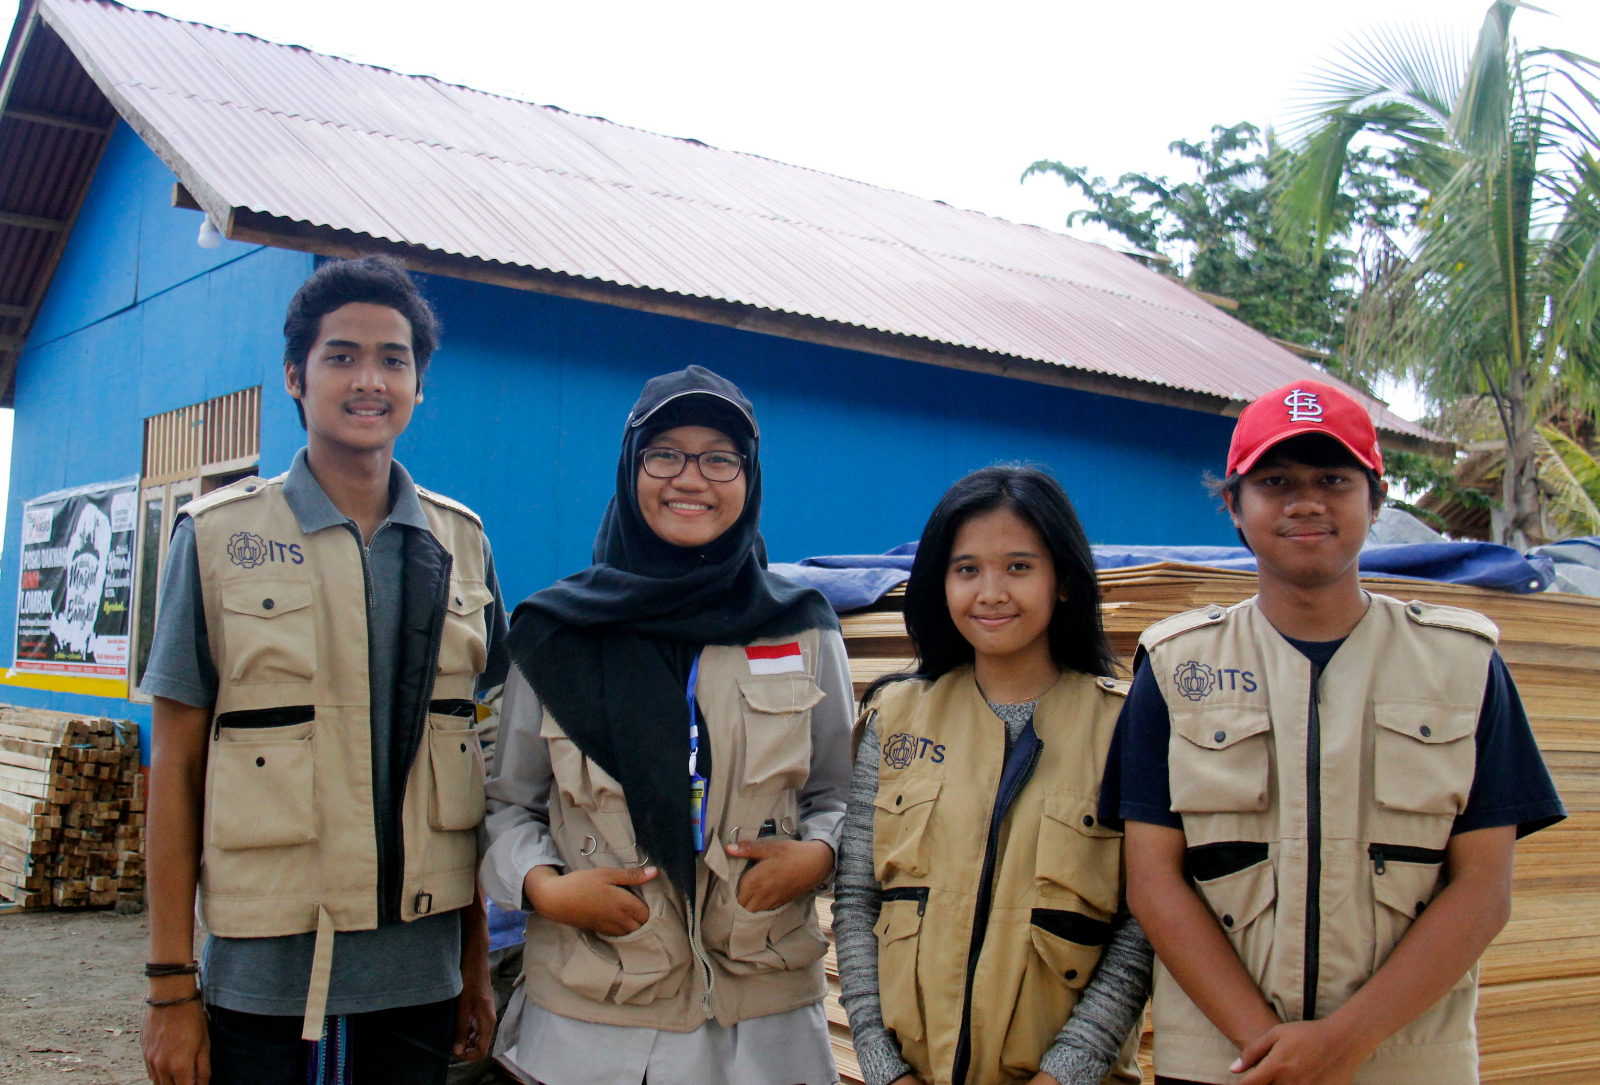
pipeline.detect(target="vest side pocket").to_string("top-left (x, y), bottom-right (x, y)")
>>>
top-left (219, 580), bottom-right (316, 685)
top-left (1190, 847), bottom-right (1277, 979)
top-left (1368, 843), bottom-right (1446, 974)
top-left (556, 915), bottom-right (690, 1007)
top-left (874, 889), bottom-right (928, 1047)
top-left (209, 716), bottom-right (316, 850)
top-left (1028, 908), bottom-right (1110, 991)
top-left (1036, 792), bottom-right (1122, 917)
top-left (736, 675), bottom-right (822, 795)
top-left (426, 707), bottom-right (486, 831)
top-left (1371, 703), bottom-right (1477, 816)
top-left (1167, 707), bottom-right (1272, 813)
top-left (722, 894), bottom-right (828, 973)
top-left (872, 775), bottom-right (941, 881)
top-left (438, 578), bottom-right (493, 676)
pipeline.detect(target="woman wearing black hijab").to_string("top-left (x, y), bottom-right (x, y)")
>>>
top-left (481, 366), bottom-right (852, 1085)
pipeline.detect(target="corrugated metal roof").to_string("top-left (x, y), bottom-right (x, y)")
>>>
top-left (11, 0), bottom-right (1436, 444)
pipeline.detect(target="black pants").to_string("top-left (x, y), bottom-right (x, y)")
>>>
top-left (207, 998), bottom-right (456, 1085)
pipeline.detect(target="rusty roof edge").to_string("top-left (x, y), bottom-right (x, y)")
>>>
top-left (224, 207), bottom-right (1451, 458)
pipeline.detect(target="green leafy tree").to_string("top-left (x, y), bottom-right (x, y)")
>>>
top-left (1022, 123), bottom-right (1415, 361)
top-left (1276, 1), bottom-right (1600, 547)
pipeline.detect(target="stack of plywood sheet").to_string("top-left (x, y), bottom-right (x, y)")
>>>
top-left (826, 564), bottom-right (1600, 1085)
top-left (0, 705), bottom-right (144, 908)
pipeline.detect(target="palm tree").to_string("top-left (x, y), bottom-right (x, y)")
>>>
top-left (1277, 1), bottom-right (1600, 547)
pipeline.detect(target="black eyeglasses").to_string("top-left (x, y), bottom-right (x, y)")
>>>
top-left (638, 447), bottom-right (745, 482)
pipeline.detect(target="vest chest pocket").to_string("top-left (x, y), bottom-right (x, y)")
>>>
top-left (209, 708), bottom-right (316, 850)
top-left (872, 775), bottom-right (941, 881)
top-left (1372, 703), bottom-right (1477, 816)
top-left (1036, 792), bottom-right (1122, 917)
top-left (736, 675), bottom-right (823, 795)
top-left (219, 580), bottom-right (315, 685)
top-left (1168, 707), bottom-right (1272, 813)
top-left (426, 701), bottom-right (486, 831)
top-left (437, 579), bottom-right (493, 677)
top-left (874, 888), bottom-right (929, 1047)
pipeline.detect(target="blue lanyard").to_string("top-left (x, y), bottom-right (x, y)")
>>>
top-left (687, 652), bottom-right (707, 852)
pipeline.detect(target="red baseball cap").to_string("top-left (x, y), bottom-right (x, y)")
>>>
top-left (1227, 380), bottom-right (1384, 477)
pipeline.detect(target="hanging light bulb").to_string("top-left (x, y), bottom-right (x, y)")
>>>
top-left (197, 217), bottom-right (223, 249)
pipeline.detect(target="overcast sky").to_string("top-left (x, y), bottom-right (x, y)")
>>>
top-left (1, 0), bottom-right (1597, 518)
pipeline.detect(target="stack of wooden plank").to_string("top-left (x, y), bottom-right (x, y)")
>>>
top-left (828, 564), bottom-right (1600, 1085)
top-left (0, 705), bottom-right (144, 908)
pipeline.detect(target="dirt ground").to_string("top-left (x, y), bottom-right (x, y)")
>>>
top-left (0, 907), bottom-right (150, 1085)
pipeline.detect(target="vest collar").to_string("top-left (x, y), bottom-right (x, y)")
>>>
top-left (281, 447), bottom-right (431, 534)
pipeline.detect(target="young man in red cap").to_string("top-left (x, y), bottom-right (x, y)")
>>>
top-left (1099, 380), bottom-right (1564, 1084)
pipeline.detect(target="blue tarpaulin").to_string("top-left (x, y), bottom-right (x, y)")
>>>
top-left (770, 540), bottom-right (1557, 613)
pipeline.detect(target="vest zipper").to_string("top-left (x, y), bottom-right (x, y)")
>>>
top-left (951, 731), bottom-right (1043, 1085)
top-left (346, 523), bottom-right (393, 923)
top-left (1303, 664), bottom-right (1323, 1021)
top-left (1367, 843), bottom-right (1447, 875)
top-left (688, 901), bottom-right (715, 1017)
top-left (389, 547), bottom-right (452, 921)
top-left (880, 886), bottom-right (929, 914)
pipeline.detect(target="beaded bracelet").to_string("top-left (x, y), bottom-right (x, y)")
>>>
top-left (144, 961), bottom-right (200, 978)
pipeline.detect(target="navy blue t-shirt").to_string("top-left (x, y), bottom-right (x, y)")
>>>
top-left (1099, 639), bottom-right (1566, 838)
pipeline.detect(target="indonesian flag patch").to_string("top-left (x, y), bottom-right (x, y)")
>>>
top-left (745, 643), bottom-right (804, 675)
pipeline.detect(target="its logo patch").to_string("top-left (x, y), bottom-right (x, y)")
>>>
top-left (883, 732), bottom-right (945, 769)
top-left (1174, 661), bottom-right (1218, 701)
top-left (1284, 388), bottom-right (1324, 423)
top-left (227, 532), bottom-right (304, 568)
top-left (1173, 661), bottom-right (1257, 700)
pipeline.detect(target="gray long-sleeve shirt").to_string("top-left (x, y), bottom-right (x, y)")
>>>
top-left (833, 711), bottom-right (1153, 1085)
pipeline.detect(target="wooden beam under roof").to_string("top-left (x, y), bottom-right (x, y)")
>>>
top-left (0, 304), bottom-right (27, 319)
top-left (0, 209), bottom-right (66, 231)
top-left (0, 335), bottom-right (24, 351)
top-left (2, 106), bottom-right (109, 134)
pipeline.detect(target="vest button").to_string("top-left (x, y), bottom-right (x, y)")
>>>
top-left (455, 596), bottom-right (463, 606)
top-left (1214, 730), bottom-right (1226, 744)
top-left (460, 742), bottom-right (467, 752)
top-left (1222, 913), bottom-right (1234, 927)
top-left (262, 598), bottom-right (274, 610)
top-left (895, 795), bottom-right (903, 806)
top-left (1420, 725), bottom-right (1432, 737)
top-left (1207, 609), bottom-right (1222, 620)
top-left (1409, 603), bottom-right (1422, 615)
top-left (255, 756), bottom-right (265, 767)
top-left (1082, 815), bottom-right (1094, 828)
top-left (1064, 969), bottom-right (1078, 980)
top-left (244, 485), bottom-right (257, 493)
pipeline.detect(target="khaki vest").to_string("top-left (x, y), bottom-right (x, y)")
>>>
top-left (867, 667), bottom-right (1143, 1085)
top-left (524, 629), bottom-right (832, 1031)
top-left (1142, 593), bottom-right (1496, 1084)
top-left (187, 474), bottom-right (494, 1032)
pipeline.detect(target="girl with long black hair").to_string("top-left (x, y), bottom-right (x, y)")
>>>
top-left (834, 465), bottom-right (1152, 1085)
top-left (480, 366), bottom-right (851, 1085)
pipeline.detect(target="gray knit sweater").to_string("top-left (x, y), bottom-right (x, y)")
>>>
top-left (833, 705), bottom-right (1153, 1085)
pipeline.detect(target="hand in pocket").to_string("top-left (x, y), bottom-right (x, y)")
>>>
top-left (725, 838), bottom-right (834, 912)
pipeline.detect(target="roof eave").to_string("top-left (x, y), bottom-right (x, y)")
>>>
top-left (222, 208), bottom-right (1453, 459)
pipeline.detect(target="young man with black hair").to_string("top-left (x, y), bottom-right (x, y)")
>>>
top-left (141, 256), bottom-right (509, 1085)
top-left (1100, 380), bottom-right (1564, 1085)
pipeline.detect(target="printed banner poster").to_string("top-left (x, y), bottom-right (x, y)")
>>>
top-left (13, 478), bottom-right (140, 679)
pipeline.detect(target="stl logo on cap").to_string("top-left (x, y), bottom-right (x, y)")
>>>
top-left (1227, 379), bottom-right (1384, 477)
top-left (1284, 388), bottom-right (1323, 423)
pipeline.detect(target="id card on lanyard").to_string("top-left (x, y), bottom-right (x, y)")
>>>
top-left (687, 652), bottom-right (708, 853)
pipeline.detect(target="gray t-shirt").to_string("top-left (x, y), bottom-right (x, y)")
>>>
top-left (140, 450), bottom-right (508, 1017)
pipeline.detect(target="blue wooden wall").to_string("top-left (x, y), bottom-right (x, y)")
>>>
top-left (1, 122), bottom-right (1238, 745)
